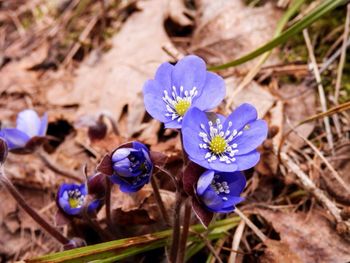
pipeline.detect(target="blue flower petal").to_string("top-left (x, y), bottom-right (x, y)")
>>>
top-left (154, 62), bottom-right (174, 88)
top-left (143, 80), bottom-right (170, 123)
top-left (164, 119), bottom-right (182, 129)
top-left (0, 128), bottom-right (30, 149)
top-left (234, 150), bottom-right (260, 171)
top-left (223, 103), bottom-right (258, 132)
top-left (38, 113), bottom-right (48, 136)
top-left (197, 170), bottom-right (215, 195)
top-left (182, 107), bottom-right (210, 161)
top-left (192, 72), bottom-right (225, 111)
top-left (172, 55), bottom-right (207, 93)
top-left (112, 148), bottom-right (131, 162)
top-left (221, 171), bottom-right (246, 196)
top-left (16, 109), bottom-right (41, 137)
top-left (233, 120), bottom-right (267, 155)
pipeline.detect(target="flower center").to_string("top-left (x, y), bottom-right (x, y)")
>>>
top-left (211, 175), bottom-right (230, 201)
top-left (174, 99), bottom-right (191, 116)
top-left (198, 118), bottom-right (243, 163)
top-left (163, 86), bottom-right (198, 122)
top-left (209, 135), bottom-right (227, 154)
top-left (67, 189), bottom-right (84, 208)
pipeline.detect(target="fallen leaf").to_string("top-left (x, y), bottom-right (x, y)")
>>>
top-left (46, 0), bottom-right (175, 137)
top-left (190, 0), bottom-right (281, 71)
top-left (260, 239), bottom-right (302, 263)
top-left (254, 208), bottom-right (350, 263)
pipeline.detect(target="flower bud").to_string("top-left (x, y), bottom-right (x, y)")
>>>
top-left (110, 142), bottom-right (153, 192)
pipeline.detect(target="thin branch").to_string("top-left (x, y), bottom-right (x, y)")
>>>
top-left (303, 29), bottom-right (334, 153)
top-left (228, 220), bottom-right (245, 263)
top-left (36, 149), bottom-right (82, 182)
top-left (335, 4), bottom-right (350, 102)
top-left (0, 168), bottom-right (70, 245)
top-left (234, 208), bottom-right (267, 242)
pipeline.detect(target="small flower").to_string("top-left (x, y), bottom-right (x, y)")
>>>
top-left (196, 170), bottom-right (246, 213)
top-left (0, 109), bottom-right (48, 150)
top-left (57, 182), bottom-right (101, 216)
top-left (97, 142), bottom-right (154, 193)
top-left (143, 55), bottom-right (225, 129)
top-left (182, 103), bottom-right (268, 172)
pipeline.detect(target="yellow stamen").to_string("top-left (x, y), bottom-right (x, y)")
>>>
top-left (68, 198), bottom-right (80, 208)
top-left (209, 135), bottom-right (227, 154)
top-left (174, 99), bottom-right (191, 116)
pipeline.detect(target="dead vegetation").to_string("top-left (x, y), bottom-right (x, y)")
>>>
top-left (0, 0), bottom-right (350, 262)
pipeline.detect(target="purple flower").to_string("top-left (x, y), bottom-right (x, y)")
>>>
top-left (109, 142), bottom-right (153, 193)
top-left (143, 55), bottom-right (225, 129)
top-left (196, 170), bottom-right (246, 213)
top-left (182, 103), bottom-right (268, 172)
top-left (0, 109), bottom-right (48, 150)
top-left (57, 182), bottom-right (101, 216)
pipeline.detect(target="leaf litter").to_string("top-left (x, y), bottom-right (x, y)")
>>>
top-left (1, 0), bottom-right (350, 262)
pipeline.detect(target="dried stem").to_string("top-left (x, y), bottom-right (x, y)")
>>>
top-left (303, 29), bottom-right (334, 153)
top-left (228, 220), bottom-right (245, 263)
top-left (278, 149), bottom-right (343, 223)
top-left (0, 167), bottom-right (70, 245)
top-left (176, 197), bottom-right (192, 263)
top-left (235, 208), bottom-right (267, 242)
top-left (335, 4), bottom-right (350, 102)
top-left (151, 176), bottom-right (170, 226)
top-left (36, 149), bottom-right (82, 182)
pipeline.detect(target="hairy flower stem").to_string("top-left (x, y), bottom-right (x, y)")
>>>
top-left (105, 177), bottom-right (114, 233)
top-left (151, 176), bottom-right (170, 226)
top-left (170, 187), bottom-right (183, 263)
top-left (177, 197), bottom-right (192, 263)
top-left (0, 168), bottom-right (70, 245)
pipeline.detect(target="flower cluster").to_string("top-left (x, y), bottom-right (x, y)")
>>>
top-left (143, 55), bottom-right (268, 225)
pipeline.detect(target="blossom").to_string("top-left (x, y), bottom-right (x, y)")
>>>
top-left (196, 170), bottom-right (246, 213)
top-left (97, 142), bottom-right (153, 193)
top-left (182, 103), bottom-right (268, 172)
top-left (143, 55), bottom-right (225, 129)
top-left (57, 182), bottom-right (101, 216)
top-left (0, 109), bottom-right (48, 150)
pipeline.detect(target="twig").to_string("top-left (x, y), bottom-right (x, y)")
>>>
top-left (278, 149), bottom-right (343, 222)
top-left (0, 167), bottom-right (70, 245)
top-left (293, 129), bottom-right (350, 194)
top-left (194, 231), bottom-right (223, 263)
top-left (228, 220), bottom-right (245, 263)
top-left (151, 176), bottom-right (170, 226)
top-left (36, 149), bottom-right (82, 182)
top-left (176, 198), bottom-right (192, 263)
top-left (303, 29), bottom-right (334, 153)
top-left (234, 208), bottom-right (267, 242)
top-left (335, 4), bottom-right (350, 102)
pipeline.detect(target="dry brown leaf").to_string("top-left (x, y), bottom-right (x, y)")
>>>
top-left (46, 0), bottom-right (175, 136)
top-left (226, 77), bottom-right (276, 117)
top-left (255, 208), bottom-right (350, 263)
top-left (280, 84), bottom-right (316, 148)
top-left (190, 0), bottom-right (281, 71)
top-left (260, 239), bottom-right (302, 263)
top-left (322, 144), bottom-right (350, 204)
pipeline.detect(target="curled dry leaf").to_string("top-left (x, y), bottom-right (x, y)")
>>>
top-left (254, 208), bottom-right (350, 263)
top-left (260, 239), bottom-right (302, 263)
